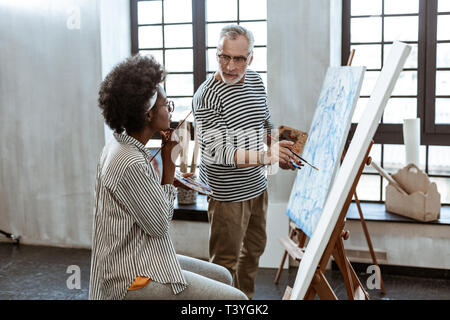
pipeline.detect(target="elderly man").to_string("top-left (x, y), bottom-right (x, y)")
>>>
top-left (192, 24), bottom-right (296, 299)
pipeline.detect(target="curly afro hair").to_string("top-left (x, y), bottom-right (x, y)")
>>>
top-left (98, 54), bottom-right (166, 134)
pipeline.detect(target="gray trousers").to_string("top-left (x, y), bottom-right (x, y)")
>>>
top-left (124, 254), bottom-right (248, 300)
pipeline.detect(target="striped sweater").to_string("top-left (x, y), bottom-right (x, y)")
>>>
top-left (193, 69), bottom-right (274, 202)
top-left (89, 133), bottom-right (187, 300)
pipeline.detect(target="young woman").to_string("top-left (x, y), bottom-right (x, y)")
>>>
top-left (89, 55), bottom-right (247, 300)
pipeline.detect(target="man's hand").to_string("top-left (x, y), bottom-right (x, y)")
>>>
top-left (266, 140), bottom-right (296, 165)
top-left (279, 161), bottom-right (296, 171)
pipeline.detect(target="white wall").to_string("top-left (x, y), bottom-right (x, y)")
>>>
top-left (0, 0), bottom-right (130, 248)
top-left (345, 220), bottom-right (450, 269)
top-left (260, 0), bottom-right (339, 268)
top-left (100, 0), bottom-right (131, 144)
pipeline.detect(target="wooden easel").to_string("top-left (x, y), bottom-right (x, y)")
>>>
top-left (276, 141), bottom-right (383, 299)
top-left (344, 159), bottom-right (386, 294)
top-left (275, 50), bottom-right (385, 298)
top-left (345, 49), bottom-right (385, 293)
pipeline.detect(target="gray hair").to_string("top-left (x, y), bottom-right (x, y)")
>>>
top-left (218, 24), bottom-right (254, 53)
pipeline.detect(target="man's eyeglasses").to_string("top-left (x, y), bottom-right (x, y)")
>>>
top-left (217, 52), bottom-right (251, 67)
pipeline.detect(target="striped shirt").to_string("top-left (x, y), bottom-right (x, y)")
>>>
top-left (193, 69), bottom-right (274, 202)
top-left (89, 133), bottom-right (187, 300)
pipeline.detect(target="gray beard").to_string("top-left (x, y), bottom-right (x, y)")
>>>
top-left (219, 70), bottom-right (245, 85)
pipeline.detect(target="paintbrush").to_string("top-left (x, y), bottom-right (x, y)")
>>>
top-left (289, 148), bottom-right (319, 171)
top-left (149, 110), bottom-right (193, 163)
top-left (267, 134), bottom-right (319, 171)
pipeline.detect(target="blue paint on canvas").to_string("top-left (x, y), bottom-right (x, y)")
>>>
top-left (286, 67), bottom-right (365, 237)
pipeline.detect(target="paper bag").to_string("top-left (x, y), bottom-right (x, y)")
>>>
top-left (385, 164), bottom-right (441, 222)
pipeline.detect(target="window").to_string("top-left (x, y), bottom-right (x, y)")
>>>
top-left (343, 0), bottom-right (450, 204)
top-left (131, 0), bottom-right (267, 171)
top-left (432, 0), bottom-right (450, 127)
top-left (205, 0), bottom-right (267, 88)
top-left (133, 0), bottom-right (194, 123)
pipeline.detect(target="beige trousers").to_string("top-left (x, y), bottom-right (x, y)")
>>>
top-left (207, 190), bottom-right (268, 299)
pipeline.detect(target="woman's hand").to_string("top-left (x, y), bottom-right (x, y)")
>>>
top-left (160, 130), bottom-right (181, 185)
top-left (160, 128), bottom-right (174, 143)
top-left (160, 130), bottom-right (180, 165)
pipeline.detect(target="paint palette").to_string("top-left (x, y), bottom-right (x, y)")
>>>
top-left (174, 171), bottom-right (213, 196)
top-left (278, 125), bottom-right (308, 156)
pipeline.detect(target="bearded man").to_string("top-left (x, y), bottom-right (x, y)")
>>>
top-left (192, 24), bottom-right (295, 299)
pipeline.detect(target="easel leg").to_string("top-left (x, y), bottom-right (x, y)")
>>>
top-left (297, 230), bottom-right (307, 248)
top-left (274, 226), bottom-right (295, 284)
top-left (347, 259), bottom-right (369, 300)
top-left (304, 286), bottom-right (316, 300)
top-left (311, 141), bottom-right (373, 300)
top-left (310, 270), bottom-right (337, 300)
top-left (354, 191), bottom-right (386, 294)
top-left (333, 237), bottom-right (369, 300)
top-left (333, 237), bottom-right (355, 299)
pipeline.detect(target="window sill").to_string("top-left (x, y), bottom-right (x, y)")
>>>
top-left (173, 194), bottom-right (450, 226)
top-left (173, 194), bottom-right (209, 222)
top-left (347, 202), bottom-right (450, 226)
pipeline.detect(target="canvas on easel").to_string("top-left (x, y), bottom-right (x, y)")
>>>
top-left (290, 41), bottom-right (411, 300)
top-left (286, 66), bottom-right (365, 237)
